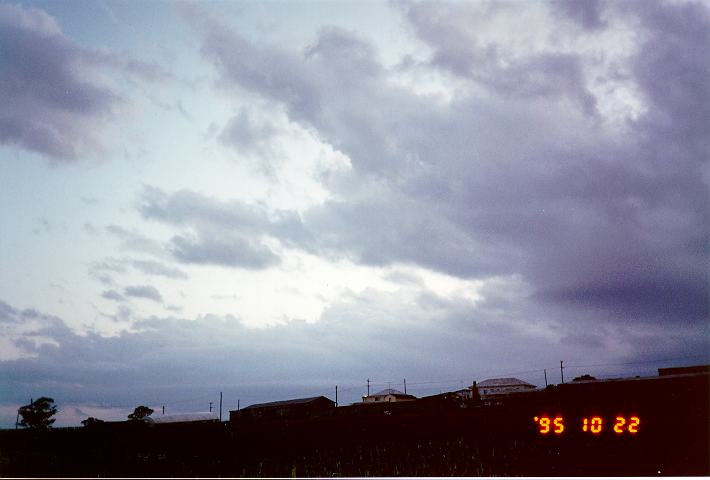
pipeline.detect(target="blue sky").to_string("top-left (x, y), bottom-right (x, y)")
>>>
top-left (1, 0), bottom-right (708, 427)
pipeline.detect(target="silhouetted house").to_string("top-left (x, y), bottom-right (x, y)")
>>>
top-left (453, 387), bottom-right (476, 399)
top-left (362, 388), bottom-right (416, 403)
top-left (230, 396), bottom-right (335, 422)
top-left (658, 365), bottom-right (709, 376)
top-left (477, 378), bottom-right (536, 404)
top-left (573, 374), bottom-right (597, 382)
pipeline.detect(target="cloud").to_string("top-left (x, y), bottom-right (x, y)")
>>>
top-left (90, 255), bottom-right (188, 283)
top-left (138, 186), bottom-right (316, 268)
top-left (219, 108), bottom-right (282, 161)
top-left (170, 234), bottom-right (280, 269)
top-left (0, 291), bottom-right (706, 427)
top-left (104, 224), bottom-right (164, 256)
top-left (0, 4), bottom-right (168, 161)
top-left (129, 260), bottom-right (188, 279)
top-left (551, 0), bottom-right (607, 30)
top-left (399, 1), bottom-right (597, 114)
top-left (101, 290), bottom-right (125, 302)
top-left (182, 2), bottom-right (708, 331)
top-left (632, 0), bottom-right (710, 154)
top-left (123, 285), bottom-right (163, 303)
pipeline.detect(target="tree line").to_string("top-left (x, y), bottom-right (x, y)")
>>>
top-left (15, 397), bottom-right (155, 429)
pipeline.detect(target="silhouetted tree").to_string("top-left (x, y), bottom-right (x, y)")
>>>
top-left (18, 397), bottom-right (57, 429)
top-left (128, 405), bottom-right (154, 421)
top-left (81, 417), bottom-right (104, 427)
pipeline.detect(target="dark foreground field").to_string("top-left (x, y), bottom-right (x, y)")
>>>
top-left (1, 373), bottom-right (708, 477)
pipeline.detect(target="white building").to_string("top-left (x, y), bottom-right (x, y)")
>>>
top-left (476, 377), bottom-right (536, 401)
top-left (362, 388), bottom-right (417, 403)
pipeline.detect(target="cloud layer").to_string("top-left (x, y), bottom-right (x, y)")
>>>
top-left (179, 0), bottom-right (709, 330)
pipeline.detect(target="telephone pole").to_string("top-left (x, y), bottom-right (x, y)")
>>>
top-left (560, 361), bottom-right (564, 384)
top-left (544, 369), bottom-right (548, 387)
top-left (219, 392), bottom-right (223, 422)
top-left (403, 378), bottom-right (407, 395)
top-left (367, 378), bottom-right (370, 397)
top-left (209, 401), bottom-right (213, 413)
top-left (335, 385), bottom-right (338, 407)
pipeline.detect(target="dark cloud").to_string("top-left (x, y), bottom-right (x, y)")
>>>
top-left (632, 0), bottom-right (710, 159)
top-left (138, 186), bottom-right (316, 268)
top-left (191, 15), bottom-right (437, 179)
top-left (219, 108), bottom-right (281, 160)
top-left (398, 1), bottom-right (597, 114)
top-left (170, 234), bottom-right (280, 269)
top-left (123, 285), bottom-right (163, 303)
top-left (0, 300), bottom-right (19, 323)
top-left (0, 293), bottom-right (705, 427)
top-left (551, 0), bottom-right (607, 30)
top-left (101, 290), bottom-right (125, 302)
top-left (0, 4), bottom-right (168, 161)
top-left (183, 2), bottom-right (708, 331)
top-left (0, 4), bottom-right (114, 159)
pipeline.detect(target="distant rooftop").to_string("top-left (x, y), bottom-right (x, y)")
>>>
top-left (374, 388), bottom-right (402, 395)
top-left (477, 377), bottom-right (536, 388)
top-left (149, 412), bottom-right (218, 424)
top-left (368, 388), bottom-right (414, 397)
top-left (241, 396), bottom-right (332, 410)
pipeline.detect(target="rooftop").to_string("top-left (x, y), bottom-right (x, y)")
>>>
top-left (241, 396), bottom-right (333, 410)
top-left (368, 388), bottom-right (414, 397)
top-left (149, 412), bottom-right (219, 424)
top-left (477, 377), bottom-right (536, 388)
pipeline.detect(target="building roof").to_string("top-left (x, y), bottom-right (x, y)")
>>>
top-left (371, 388), bottom-right (408, 396)
top-left (149, 412), bottom-right (219, 424)
top-left (241, 396), bottom-right (333, 410)
top-left (363, 388), bottom-right (417, 400)
top-left (477, 377), bottom-right (536, 388)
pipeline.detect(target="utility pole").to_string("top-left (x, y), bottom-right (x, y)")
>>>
top-left (209, 401), bottom-right (213, 413)
top-left (335, 385), bottom-right (338, 407)
top-left (162, 405), bottom-right (165, 415)
top-left (219, 392), bottom-right (223, 422)
top-left (367, 378), bottom-right (370, 397)
top-left (237, 399), bottom-right (240, 411)
top-left (403, 378), bottom-right (407, 395)
top-left (15, 409), bottom-right (19, 430)
top-left (560, 361), bottom-right (564, 384)
top-left (544, 369), bottom-right (548, 387)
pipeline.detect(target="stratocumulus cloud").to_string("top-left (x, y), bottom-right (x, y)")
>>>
top-left (183, 0), bottom-right (709, 330)
top-left (123, 285), bottom-right (163, 303)
top-left (0, 3), bottom-right (168, 160)
top-left (3, 288), bottom-right (705, 426)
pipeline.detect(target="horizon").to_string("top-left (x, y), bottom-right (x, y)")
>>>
top-left (6, 358), bottom-right (706, 428)
top-left (1, 0), bottom-right (708, 430)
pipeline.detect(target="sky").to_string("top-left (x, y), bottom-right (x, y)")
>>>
top-left (1, 0), bottom-right (708, 427)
